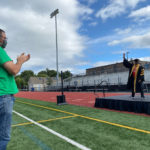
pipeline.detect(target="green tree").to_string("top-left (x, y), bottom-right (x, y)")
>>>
top-left (37, 69), bottom-right (57, 77)
top-left (61, 70), bottom-right (72, 79)
top-left (37, 71), bottom-right (48, 77)
top-left (46, 68), bottom-right (57, 77)
top-left (15, 75), bottom-right (26, 89)
top-left (20, 70), bottom-right (35, 83)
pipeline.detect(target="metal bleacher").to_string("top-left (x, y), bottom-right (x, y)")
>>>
top-left (50, 69), bottom-right (150, 92)
top-left (62, 71), bottom-right (129, 88)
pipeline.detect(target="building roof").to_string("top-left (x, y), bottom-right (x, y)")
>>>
top-left (28, 77), bottom-right (49, 84)
top-left (86, 60), bottom-right (150, 76)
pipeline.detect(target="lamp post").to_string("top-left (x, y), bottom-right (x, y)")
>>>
top-left (50, 9), bottom-right (59, 87)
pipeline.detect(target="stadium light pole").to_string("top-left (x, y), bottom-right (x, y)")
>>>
top-left (50, 9), bottom-right (59, 87)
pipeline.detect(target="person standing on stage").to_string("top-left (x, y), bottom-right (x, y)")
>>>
top-left (123, 53), bottom-right (145, 98)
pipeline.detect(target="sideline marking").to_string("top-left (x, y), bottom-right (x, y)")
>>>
top-left (13, 110), bottom-right (91, 150)
top-left (16, 100), bottom-right (77, 115)
top-left (16, 100), bottom-right (150, 134)
top-left (12, 115), bottom-right (78, 127)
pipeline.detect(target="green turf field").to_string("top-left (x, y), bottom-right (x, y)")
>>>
top-left (8, 97), bottom-right (150, 150)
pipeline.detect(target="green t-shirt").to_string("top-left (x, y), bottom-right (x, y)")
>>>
top-left (0, 47), bottom-right (18, 95)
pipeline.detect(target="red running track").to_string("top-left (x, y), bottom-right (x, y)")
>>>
top-left (15, 91), bottom-right (128, 107)
top-left (15, 91), bottom-right (150, 117)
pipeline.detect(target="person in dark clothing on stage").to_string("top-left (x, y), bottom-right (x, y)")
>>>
top-left (123, 53), bottom-right (145, 98)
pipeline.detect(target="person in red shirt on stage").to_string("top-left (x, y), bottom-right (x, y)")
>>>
top-left (123, 53), bottom-right (145, 98)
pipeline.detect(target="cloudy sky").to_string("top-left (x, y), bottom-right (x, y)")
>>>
top-left (1, 0), bottom-right (150, 74)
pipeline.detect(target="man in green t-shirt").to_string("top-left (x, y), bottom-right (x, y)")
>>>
top-left (0, 29), bottom-right (30, 150)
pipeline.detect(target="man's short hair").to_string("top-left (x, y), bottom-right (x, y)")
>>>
top-left (0, 29), bottom-right (5, 37)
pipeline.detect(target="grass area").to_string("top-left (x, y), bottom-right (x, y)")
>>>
top-left (8, 97), bottom-right (150, 150)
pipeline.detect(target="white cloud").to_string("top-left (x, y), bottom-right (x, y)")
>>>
top-left (112, 50), bottom-right (128, 55)
top-left (114, 28), bottom-right (132, 35)
top-left (81, 0), bottom-right (97, 5)
top-left (125, 0), bottom-right (145, 8)
top-left (96, 1), bottom-right (125, 20)
top-left (88, 0), bottom-right (97, 5)
top-left (109, 40), bottom-right (121, 46)
top-left (0, 0), bottom-right (93, 74)
top-left (87, 34), bottom-right (119, 45)
top-left (96, 0), bottom-right (145, 20)
top-left (129, 5), bottom-right (150, 22)
top-left (109, 32), bottom-right (150, 48)
top-left (140, 57), bottom-right (150, 61)
top-left (89, 22), bottom-right (98, 26)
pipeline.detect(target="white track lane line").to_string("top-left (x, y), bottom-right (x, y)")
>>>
top-left (13, 110), bottom-right (91, 150)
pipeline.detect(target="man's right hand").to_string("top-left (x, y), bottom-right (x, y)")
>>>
top-left (17, 53), bottom-right (30, 64)
top-left (4, 53), bottom-right (30, 75)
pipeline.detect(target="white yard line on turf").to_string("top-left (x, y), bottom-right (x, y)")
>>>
top-left (13, 110), bottom-right (91, 150)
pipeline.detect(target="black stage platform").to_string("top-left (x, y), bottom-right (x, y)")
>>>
top-left (94, 95), bottom-right (150, 115)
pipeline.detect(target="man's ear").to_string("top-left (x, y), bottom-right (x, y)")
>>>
top-left (0, 38), bottom-right (3, 44)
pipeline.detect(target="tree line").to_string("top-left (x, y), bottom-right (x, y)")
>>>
top-left (15, 68), bottom-right (72, 89)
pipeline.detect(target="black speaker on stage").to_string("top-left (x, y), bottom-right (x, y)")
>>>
top-left (57, 95), bottom-right (67, 105)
